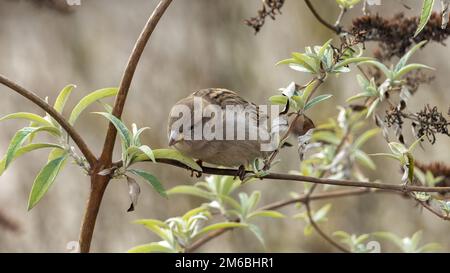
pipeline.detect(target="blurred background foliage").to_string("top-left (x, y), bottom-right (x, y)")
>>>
top-left (0, 0), bottom-right (448, 252)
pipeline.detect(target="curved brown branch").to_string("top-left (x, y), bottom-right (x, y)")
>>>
top-left (304, 0), bottom-right (341, 33)
top-left (78, 0), bottom-right (173, 253)
top-left (187, 187), bottom-right (390, 252)
top-left (304, 202), bottom-right (350, 252)
top-left (0, 74), bottom-right (97, 166)
top-left (100, 0), bottom-right (173, 164)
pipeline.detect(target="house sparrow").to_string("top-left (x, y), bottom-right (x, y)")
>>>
top-left (167, 88), bottom-right (269, 168)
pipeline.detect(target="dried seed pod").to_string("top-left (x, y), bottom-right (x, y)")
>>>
top-left (290, 114), bottom-right (315, 137)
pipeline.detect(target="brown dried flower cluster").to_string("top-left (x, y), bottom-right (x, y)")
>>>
top-left (351, 12), bottom-right (450, 61)
top-left (244, 0), bottom-right (285, 34)
top-left (414, 105), bottom-right (450, 144)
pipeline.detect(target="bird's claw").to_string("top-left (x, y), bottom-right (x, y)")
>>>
top-left (189, 160), bottom-right (203, 178)
top-left (233, 165), bottom-right (247, 181)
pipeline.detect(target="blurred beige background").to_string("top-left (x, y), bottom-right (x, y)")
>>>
top-left (0, 0), bottom-right (448, 252)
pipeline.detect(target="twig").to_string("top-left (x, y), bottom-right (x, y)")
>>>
top-left (0, 74), bottom-right (97, 166)
top-left (187, 227), bottom-right (231, 253)
top-left (334, 7), bottom-right (347, 27)
top-left (304, 0), bottom-right (342, 33)
top-left (413, 195), bottom-right (450, 221)
top-left (100, 0), bottom-right (173, 164)
top-left (187, 187), bottom-right (373, 252)
top-left (78, 0), bottom-right (173, 253)
top-left (187, 187), bottom-right (405, 252)
top-left (114, 158), bottom-right (450, 194)
top-left (305, 202), bottom-right (350, 252)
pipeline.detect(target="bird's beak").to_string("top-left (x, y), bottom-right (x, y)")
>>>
top-left (168, 130), bottom-right (183, 146)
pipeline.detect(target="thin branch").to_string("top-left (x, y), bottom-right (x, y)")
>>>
top-left (305, 202), bottom-right (350, 252)
top-left (334, 7), bottom-right (347, 27)
top-left (100, 0), bottom-right (173, 164)
top-left (78, 0), bottom-right (173, 253)
top-left (0, 74), bottom-right (97, 166)
top-left (187, 227), bottom-right (231, 253)
top-left (414, 196), bottom-right (450, 221)
top-left (304, 0), bottom-right (341, 33)
top-left (187, 187), bottom-right (402, 252)
top-left (118, 158), bottom-right (450, 194)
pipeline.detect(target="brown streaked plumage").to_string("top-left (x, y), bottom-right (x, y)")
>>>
top-left (167, 88), bottom-right (268, 167)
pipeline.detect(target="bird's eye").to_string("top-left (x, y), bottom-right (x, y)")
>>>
top-left (189, 124), bottom-right (195, 131)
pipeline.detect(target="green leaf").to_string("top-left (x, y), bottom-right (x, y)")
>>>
top-left (0, 143), bottom-right (64, 176)
top-left (248, 224), bottom-right (265, 247)
top-left (27, 154), bottom-right (68, 210)
top-left (409, 136), bottom-right (425, 152)
top-left (269, 95), bottom-right (288, 105)
top-left (275, 58), bottom-right (296, 66)
top-left (301, 80), bottom-right (319, 102)
top-left (366, 98), bottom-right (380, 118)
top-left (395, 41), bottom-right (428, 71)
top-left (68, 87), bottom-right (118, 125)
top-left (292, 52), bottom-right (317, 73)
top-left (334, 57), bottom-right (373, 69)
top-left (248, 210), bottom-right (285, 219)
top-left (133, 219), bottom-right (170, 241)
top-left (4, 127), bottom-right (59, 169)
top-left (93, 112), bottom-right (131, 148)
top-left (128, 145), bottom-right (155, 163)
top-left (373, 231), bottom-right (403, 249)
top-left (370, 153), bottom-right (401, 161)
top-left (167, 185), bottom-right (214, 200)
top-left (415, 0), bottom-right (435, 37)
top-left (47, 147), bottom-right (66, 162)
top-left (304, 94), bottom-right (333, 110)
top-left (346, 92), bottom-right (373, 102)
top-left (312, 131), bottom-right (340, 145)
top-left (354, 128), bottom-right (380, 149)
top-left (313, 203), bottom-right (332, 222)
top-left (354, 149), bottom-right (376, 170)
top-left (128, 242), bottom-right (175, 253)
top-left (128, 169), bottom-right (167, 198)
top-left (194, 222), bottom-right (247, 239)
top-left (361, 60), bottom-right (392, 79)
top-left (0, 112), bottom-right (54, 127)
top-left (388, 142), bottom-right (408, 155)
top-left (318, 39), bottom-right (333, 60)
top-left (394, 64), bottom-right (434, 80)
top-left (54, 84), bottom-right (76, 113)
top-left (134, 149), bottom-right (202, 172)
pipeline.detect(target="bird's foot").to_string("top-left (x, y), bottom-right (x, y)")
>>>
top-left (233, 165), bottom-right (247, 181)
top-left (190, 160), bottom-right (203, 178)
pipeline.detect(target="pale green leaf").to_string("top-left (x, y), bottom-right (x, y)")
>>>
top-left (128, 169), bottom-right (166, 198)
top-left (354, 149), bottom-right (376, 170)
top-left (167, 185), bottom-right (214, 200)
top-left (304, 94), bottom-right (333, 110)
top-left (194, 222), bottom-right (247, 239)
top-left (54, 84), bottom-right (76, 113)
top-left (395, 64), bottom-right (434, 80)
top-left (93, 112), bottom-right (131, 148)
top-left (27, 154), bottom-right (68, 210)
top-left (68, 87), bottom-right (118, 125)
top-left (127, 242), bottom-right (175, 253)
top-left (354, 128), bottom-right (380, 149)
top-left (0, 143), bottom-right (64, 176)
top-left (335, 57), bottom-right (373, 69)
top-left (133, 149), bottom-right (202, 172)
top-left (395, 41), bottom-right (428, 71)
top-left (0, 112), bottom-right (54, 127)
top-left (415, 0), bottom-right (435, 37)
top-left (248, 210), bottom-right (285, 219)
